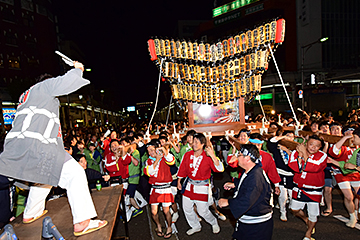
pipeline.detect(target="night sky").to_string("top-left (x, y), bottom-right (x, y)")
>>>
top-left (53, 0), bottom-right (214, 109)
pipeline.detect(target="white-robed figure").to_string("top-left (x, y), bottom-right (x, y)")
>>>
top-left (0, 62), bottom-right (107, 236)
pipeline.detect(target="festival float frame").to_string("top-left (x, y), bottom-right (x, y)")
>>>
top-left (147, 18), bottom-right (286, 136)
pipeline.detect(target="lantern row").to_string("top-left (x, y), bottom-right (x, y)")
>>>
top-left (170, 74), bottom-right (262, 105)
top-left (162, 46), bottom-right (273, 105)
top-left (148, 18), bottom-right (285, 64)
top-left (161, 48), bottom-right (270, 83)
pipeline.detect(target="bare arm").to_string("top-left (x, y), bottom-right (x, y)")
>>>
top-left (335, 135), bottom-right (353, 150)
top-left (302, 110), bottom-right (310, 119)
top-left (205, 145), bottom-right (220, 166)
top-left (278, 144), bottom-right (292, 156)
top-left (152, 154), bottom-right (162, 168)
top-left (327, 157), bottom-right (340, 167)
top-left (223, 182), bottom-right (235, 190)
top-left (177, 178), bottom-right (183, 190)
top-left (229, 141), bottom-right (236, 154)
top-left (153, 147), bottom-right (167, 168)
top-left (128, 145), bottom-right (139, 166)
top-left (228, 155), bottom-right (238, 164)
top-left (296, 143), bottom-right (308, 164)
top-left (344, 162), bottom-right (358, 170)
top-left (168, 140), bottom-right (180, 153)
top-left (131, 156), bottom-right (139, 166)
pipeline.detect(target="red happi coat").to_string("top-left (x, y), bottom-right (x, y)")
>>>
top-left (328, 145), bottom-right (360, 183)
top-left (289, 150), bottom-right (327, 202)
top-left (257, 151), bottom-right (281, 185)
top-left (177, 150), bottom-right (224, 201)
top-left (144, 154), bottom-right (175, 204)
top-left (228, 150), bottom-right (281, 185)
top-left (102, 138), bottom-right (113, 158)
top-left (144, 155), bottom-right (175, 184)
top-left (104, 152), bottom-right (131, 178)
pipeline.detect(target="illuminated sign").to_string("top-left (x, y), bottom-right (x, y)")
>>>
top-left (3, 108), bottom-right (16, 125)
top-left (255, 93), bottom-right (273, 100)
top-left (127, 106), bottom-right (135, 112)
top-left (213, 0), bottom-right (260, 18)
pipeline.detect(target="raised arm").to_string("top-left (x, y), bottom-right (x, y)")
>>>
top-left (40, 62), bottom-right (89, 97)
top-left (334, 135), bottom-right (353, 151)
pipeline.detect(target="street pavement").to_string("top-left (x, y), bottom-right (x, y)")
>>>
top-left (112, 170), bottom-right (360, 240)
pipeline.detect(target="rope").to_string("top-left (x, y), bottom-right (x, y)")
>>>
top-left (165, 95), bottom-right (173, 127)
top-left (147, 59), bottom-right (164, 134)
top-left (267, 44), bottom-right (299, 125)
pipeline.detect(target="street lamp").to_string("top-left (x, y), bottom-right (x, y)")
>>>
top-left (301, 37), bottom-right (329, 110)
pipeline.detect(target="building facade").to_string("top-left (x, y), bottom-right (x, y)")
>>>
top-left (191, 0), bottom-right (360, 116)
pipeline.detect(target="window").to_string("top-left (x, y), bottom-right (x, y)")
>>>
top-left (22, 12), bottom-right (34, 27)
top-left (25, 34), bottom-right (36, 48)
top-left (3, 7), bottom-right (15, 23)
top-left (36, 4), bottom-right (47, 16)
top-left (28, 57), bottom-right (39, 67)
top-left (8, 56), bottom-right (20, 69)
top-left (21, 0), bottom-right (34, 12)
top-left (5, 30), bottom-right (17, 46)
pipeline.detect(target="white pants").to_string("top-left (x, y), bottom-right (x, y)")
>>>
top-left (338, 181), bottom-right (360, 189)
top-left (279, 185), bottom-right (292, 214)
top-left (182, 195), bottom-right (217, 229)
top-left (23, 158), bottom-right (97, 224)
top-left (290, 199), bottom-right (319, 222)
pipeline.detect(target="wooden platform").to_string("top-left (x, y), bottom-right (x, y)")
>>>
top-left (1, 185), bottom-right (123, 240)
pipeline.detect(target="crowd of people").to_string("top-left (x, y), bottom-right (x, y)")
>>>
top-left (62, 127), bottom-right (227, 238)
top-left (2, 106), bottom-right (360, 239)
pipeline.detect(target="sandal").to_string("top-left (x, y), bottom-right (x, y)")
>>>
top-left (164, 230), bottom-right (172, 239)
top-left (155, 228), bottom-right (164, 237)
top-left (23, 210), bottom-right (48, 224)
top-left (73, 219), bottom-right (108, 236)
top-left (321, 210), bottom-right (332, 217)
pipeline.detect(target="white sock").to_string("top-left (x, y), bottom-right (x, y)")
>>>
top-left (349, 212), bottom-right (357, 222)
top-left (346, 212), bottom-right (357, 228)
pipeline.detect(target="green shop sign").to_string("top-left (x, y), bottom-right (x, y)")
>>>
top-left (213, 0), bottom-right (260, 18)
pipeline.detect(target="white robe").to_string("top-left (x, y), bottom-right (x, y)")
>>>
top-left (0, 68), bottom-right (89, 186)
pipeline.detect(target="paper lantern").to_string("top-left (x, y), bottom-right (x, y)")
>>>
top-left (147, 39), bottom-right (157, 61)
top-left (275, 19), bottom-right (286, 44)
